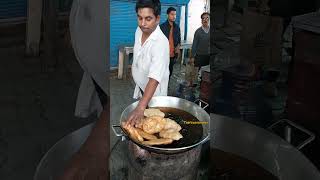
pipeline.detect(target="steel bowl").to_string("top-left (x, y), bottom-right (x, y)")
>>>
top-left (112, 96), bottom-right (210, 154)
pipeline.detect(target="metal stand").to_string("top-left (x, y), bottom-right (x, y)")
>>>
top-left (194, 99), bottom-right (209, 111)
top-left (268, 119), bottom-right (315, 150)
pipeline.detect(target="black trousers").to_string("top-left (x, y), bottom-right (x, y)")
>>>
top-left (169, 57), bottom-right (176, 78)
top-left (195, 54), bottom-right (210, 68)
top-left (92, 78), bottom-right (108, 107)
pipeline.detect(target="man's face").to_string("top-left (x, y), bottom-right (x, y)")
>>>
top-left (137, 8), bottom-right (160, 35)
top-left (201, 14), bottom-right (210, 27)
top-left (167, 11), bottom-right (176, 22)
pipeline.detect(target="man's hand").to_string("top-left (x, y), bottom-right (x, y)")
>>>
top-left (175, 46), bottom-right (181, 58)
top-left (126, 105), bottom-right (145, 126)
top-left (175, 47), bottom-right (180, 54)
top-left (189, 57), bottom-right (195, 65)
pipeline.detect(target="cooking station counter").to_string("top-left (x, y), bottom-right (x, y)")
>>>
top-left (34, 113), bottom-right (320, 180)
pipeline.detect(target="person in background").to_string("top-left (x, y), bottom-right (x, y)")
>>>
top-left (126, 0), bottom-right (170, 126)
top-left (189, 12), bottom-right (210, 86)
top-left (160, 7), bottom-right (181, 78)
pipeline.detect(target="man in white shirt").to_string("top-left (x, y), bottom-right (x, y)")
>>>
top-left (127, 0), bottom-right (170, 126)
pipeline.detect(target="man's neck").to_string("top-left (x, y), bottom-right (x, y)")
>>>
top-left (202, 25), bottom-right (210, 33)
top-left (168, 20), bottom-right (174, 26)
top-left (142, 32), bottom-right (151, 37)
top-left (141, 33), bottom-right (149, 45)
top-left (141, 28), bottom-right (155, 45)
top-left (202, 25), bottom-right (209, 29)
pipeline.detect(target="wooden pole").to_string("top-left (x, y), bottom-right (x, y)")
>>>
top-left (25, 0), bottom-right (43, 57)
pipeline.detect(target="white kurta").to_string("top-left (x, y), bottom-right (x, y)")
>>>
top-left (132, 25), bottom-right (170, 99)
top-left (69, 0), bottom-right (108, 118)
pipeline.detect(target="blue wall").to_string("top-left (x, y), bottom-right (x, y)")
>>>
top-left (0, 0), bottom-right (73, 20)
top-left (110, 0), bottom-right (188, 68)
top-left (0, 0), bottom-right (27, 19)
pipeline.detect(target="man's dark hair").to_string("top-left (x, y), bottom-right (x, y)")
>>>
top-left (136, 0), bottom-right (161, 17)
top-left (167, 7), bottom-right (176, 14)
top-left (201, 12), bottom-right (210, 19)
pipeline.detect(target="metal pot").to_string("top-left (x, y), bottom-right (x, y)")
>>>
top-left (112, 96), bottom-right (210, 154)
top-left (34, 123), bottom-right (95, 180)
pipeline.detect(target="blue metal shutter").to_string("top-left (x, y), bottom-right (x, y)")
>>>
top-left (110, 0), bottom-right (181, 67)
top-left (110, 1), bottom-right (136, 68)
top-left (0, 0), bottom-right (73, 22)
top-left (159, 0), bottom-right (190, 5)
top-left (0, 0), bottom-right (27, 19)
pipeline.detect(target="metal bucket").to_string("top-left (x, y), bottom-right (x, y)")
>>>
top-left (33, 123), bottom-right (95, 180)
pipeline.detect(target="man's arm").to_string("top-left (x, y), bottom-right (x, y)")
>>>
top-left (191, 29), bottom-right (199, 58)
top-left (137, 78), bottom-right (158, 109)
top-left (175, 26), bottom-right (181, 54)
top-left (127, 78), bottom-right (158, 126)
top-left (177, 26), bottom-right (181, 45)
top-left (190, 29), bottom-right (200, 65)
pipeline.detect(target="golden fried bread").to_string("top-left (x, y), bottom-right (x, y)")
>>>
top-left (142, 138), bottom-right (173, 146)
top-left (134, 118), bottom-right (146, 129)
top-left (135, 128), bottom-right (157, 140)
top-left (159, 129), bottom-right (183, 140)
top-left (142, 116), bottom-right (166, 134)
top-left (163, 118), bottom-right (182, 131)
top-left (122, 123), bottom-right (144, 142)
top-left (144, 108), bottom-right (165, 118)
top-left (123, 108), bottom-right (185, 146)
